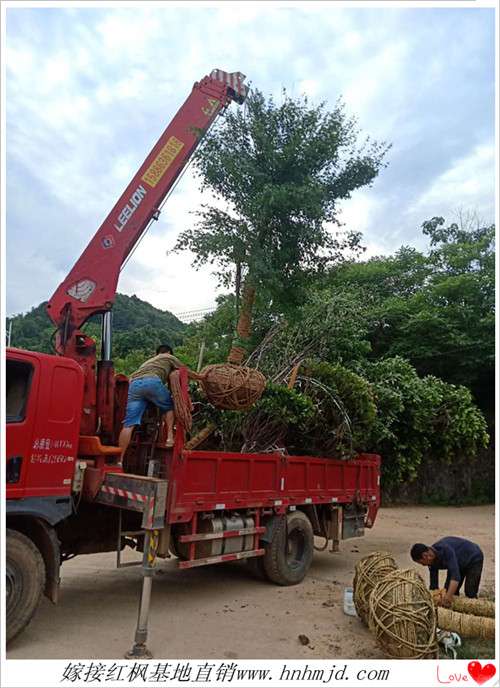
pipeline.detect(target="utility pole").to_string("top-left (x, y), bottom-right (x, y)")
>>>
top-left (7, 319), bottom-right (12, 347)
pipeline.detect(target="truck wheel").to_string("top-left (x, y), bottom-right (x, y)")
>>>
top-left (6, 529), bottom-right (45, 643)
top-left (263, 511), bottom-right (314, 586)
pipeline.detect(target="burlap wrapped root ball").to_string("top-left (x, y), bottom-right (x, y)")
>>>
top-left (200, 364), bottom-right (266, 411)
top-left (437, 608), bottom-right (495, 640)
top-left (353, 551), bottom-right (398, 625)
top-left (369, 568), bottom-right (438, 659)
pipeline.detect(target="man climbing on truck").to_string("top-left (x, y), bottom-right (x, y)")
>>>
top-left (118, 344), bottom-right (201, 457)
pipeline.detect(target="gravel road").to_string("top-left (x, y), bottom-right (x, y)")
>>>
top-left (7, 505), bottom-right (495, 660)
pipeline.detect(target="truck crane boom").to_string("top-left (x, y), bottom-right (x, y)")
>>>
top-left (47, 70), bottom-right (248, 352)
top-left (45, 69), bottom-right (248, 437)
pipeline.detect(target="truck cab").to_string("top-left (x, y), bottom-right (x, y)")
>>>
top-left (6, 348), bottom-right (84, 505)
top-left (6, 348), bottom-right (84, 642)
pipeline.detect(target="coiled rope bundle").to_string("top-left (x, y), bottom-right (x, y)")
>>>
top-left (369, 568), bottom-right (438, 659)
top-left (353, 551), bottom-right (398, 625)
top-left (170, 369), bottom-right (193, 432)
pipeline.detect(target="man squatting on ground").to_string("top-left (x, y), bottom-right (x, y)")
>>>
top-left (118, 344), bottom-right (201, 461)
top-left (410, 536), bottom-right (484, 607)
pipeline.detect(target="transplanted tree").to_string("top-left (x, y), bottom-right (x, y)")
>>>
top-left (174, 89), bottom-right (389, 363)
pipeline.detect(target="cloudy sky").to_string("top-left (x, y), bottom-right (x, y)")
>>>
top-left (4, 3), bottom-right (496, 319)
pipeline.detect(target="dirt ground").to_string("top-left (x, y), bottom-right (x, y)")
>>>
top-left (7, 505), bottom-right (495, 660)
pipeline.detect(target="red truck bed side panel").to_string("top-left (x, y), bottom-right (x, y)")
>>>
top-left (167, 450), bottom-right (380, 524)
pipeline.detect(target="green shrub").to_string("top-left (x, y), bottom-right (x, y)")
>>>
top-left (297, 361), bottom-right (377, 457)
top-left (361, 357), bottom-right (489, 488)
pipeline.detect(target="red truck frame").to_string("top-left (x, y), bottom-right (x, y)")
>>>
top-left (5, 70), bottom-right (381, 658)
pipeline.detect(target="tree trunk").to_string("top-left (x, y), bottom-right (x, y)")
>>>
top-left (228, 280), bottom-right (256, 365)
top-left (235, 261), bottom-right (241, 319)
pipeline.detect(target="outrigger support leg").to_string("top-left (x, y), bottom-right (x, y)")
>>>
top-left (125, 529), bottom-right (159, 659)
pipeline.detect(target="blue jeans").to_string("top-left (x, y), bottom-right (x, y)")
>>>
top-left (123, 377), bottom-right (173, 427)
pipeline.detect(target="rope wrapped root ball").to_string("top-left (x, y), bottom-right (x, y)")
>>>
top-left (369, 568), bottom-right (438, 659)
top-left (353, 551), bottom-right (398, 625)
top-left (200, 364), bottom-right (266, 411)
top-left (432, 590), bottom-right (495, 618)
top-left (437, 608), bottom-right (495, 640)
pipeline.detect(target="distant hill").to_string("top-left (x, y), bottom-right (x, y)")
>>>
top-left (8, 294), bottom-right (186, 371)
top-left (111, 294), bottom-right (185, 334)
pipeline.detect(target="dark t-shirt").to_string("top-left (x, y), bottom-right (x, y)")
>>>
top-left (428, 536), bottom-right (483, 588)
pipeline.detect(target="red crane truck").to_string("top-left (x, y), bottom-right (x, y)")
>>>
top-left (5, 69), bottom-right (381, 658)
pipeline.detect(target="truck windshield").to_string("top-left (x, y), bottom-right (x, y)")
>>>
top-left (6, 360), bottom-right (33, 423)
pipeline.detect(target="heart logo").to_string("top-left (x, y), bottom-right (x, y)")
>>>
top-left (468, 662), bottom-right (497, 686)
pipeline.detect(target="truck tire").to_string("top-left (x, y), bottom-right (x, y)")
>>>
top-left (6, 529), bottom-right (45, 643)
top-left (263, 511), bottom-right (314, 586)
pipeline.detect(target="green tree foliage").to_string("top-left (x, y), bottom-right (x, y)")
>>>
top-left (297, 361), bottom-right (377, 457)
top-left (328, 217), bottom-right (495, 413)
top-left (6, 302), bottom-right (56, 354)
top-left (7, 209), bottom-right (492, 500)
top-left (243, 287), bottom-right (373, 381)
top-left (174, 89), bottom-right (389, 312)
top-left (179, 215), bottom-right (492, 493)
top-left (361, 357), bottom-right (489, 487)
top-left (190, 356), bottom-right (488, 489)
top-left (191, 382), bottom-right (315, 453)
top-left (112, 294), bottom-right (185, 335)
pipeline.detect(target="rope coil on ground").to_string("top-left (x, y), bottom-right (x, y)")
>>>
top-left (353, 551), bottom-right (398, 625)
top-left (369, 568), bottom-right (438, 659)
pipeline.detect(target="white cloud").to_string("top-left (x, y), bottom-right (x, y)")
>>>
top-left (116, 171), bottom-right (225, 313)
top-left (298, 78), bottom-right (320, 98)
top-left (339, 190), bottom-right (379, 234)
top-left (42, 54), bottom-right (72, 90)
top-left (343, 40), bottom-right (409, 118)
top-left (7, 248), bottom-right (66, 317)
top-left (342, 31), bottom-right (363, 52)
top-left (408, 143), bottom-right (495, 220)
top-left (5, 44), bottom-right (34, 76)
top-left (94, 10), bottom-right (160, 55)
top-left (121, 247), bottom-right (224, 316)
